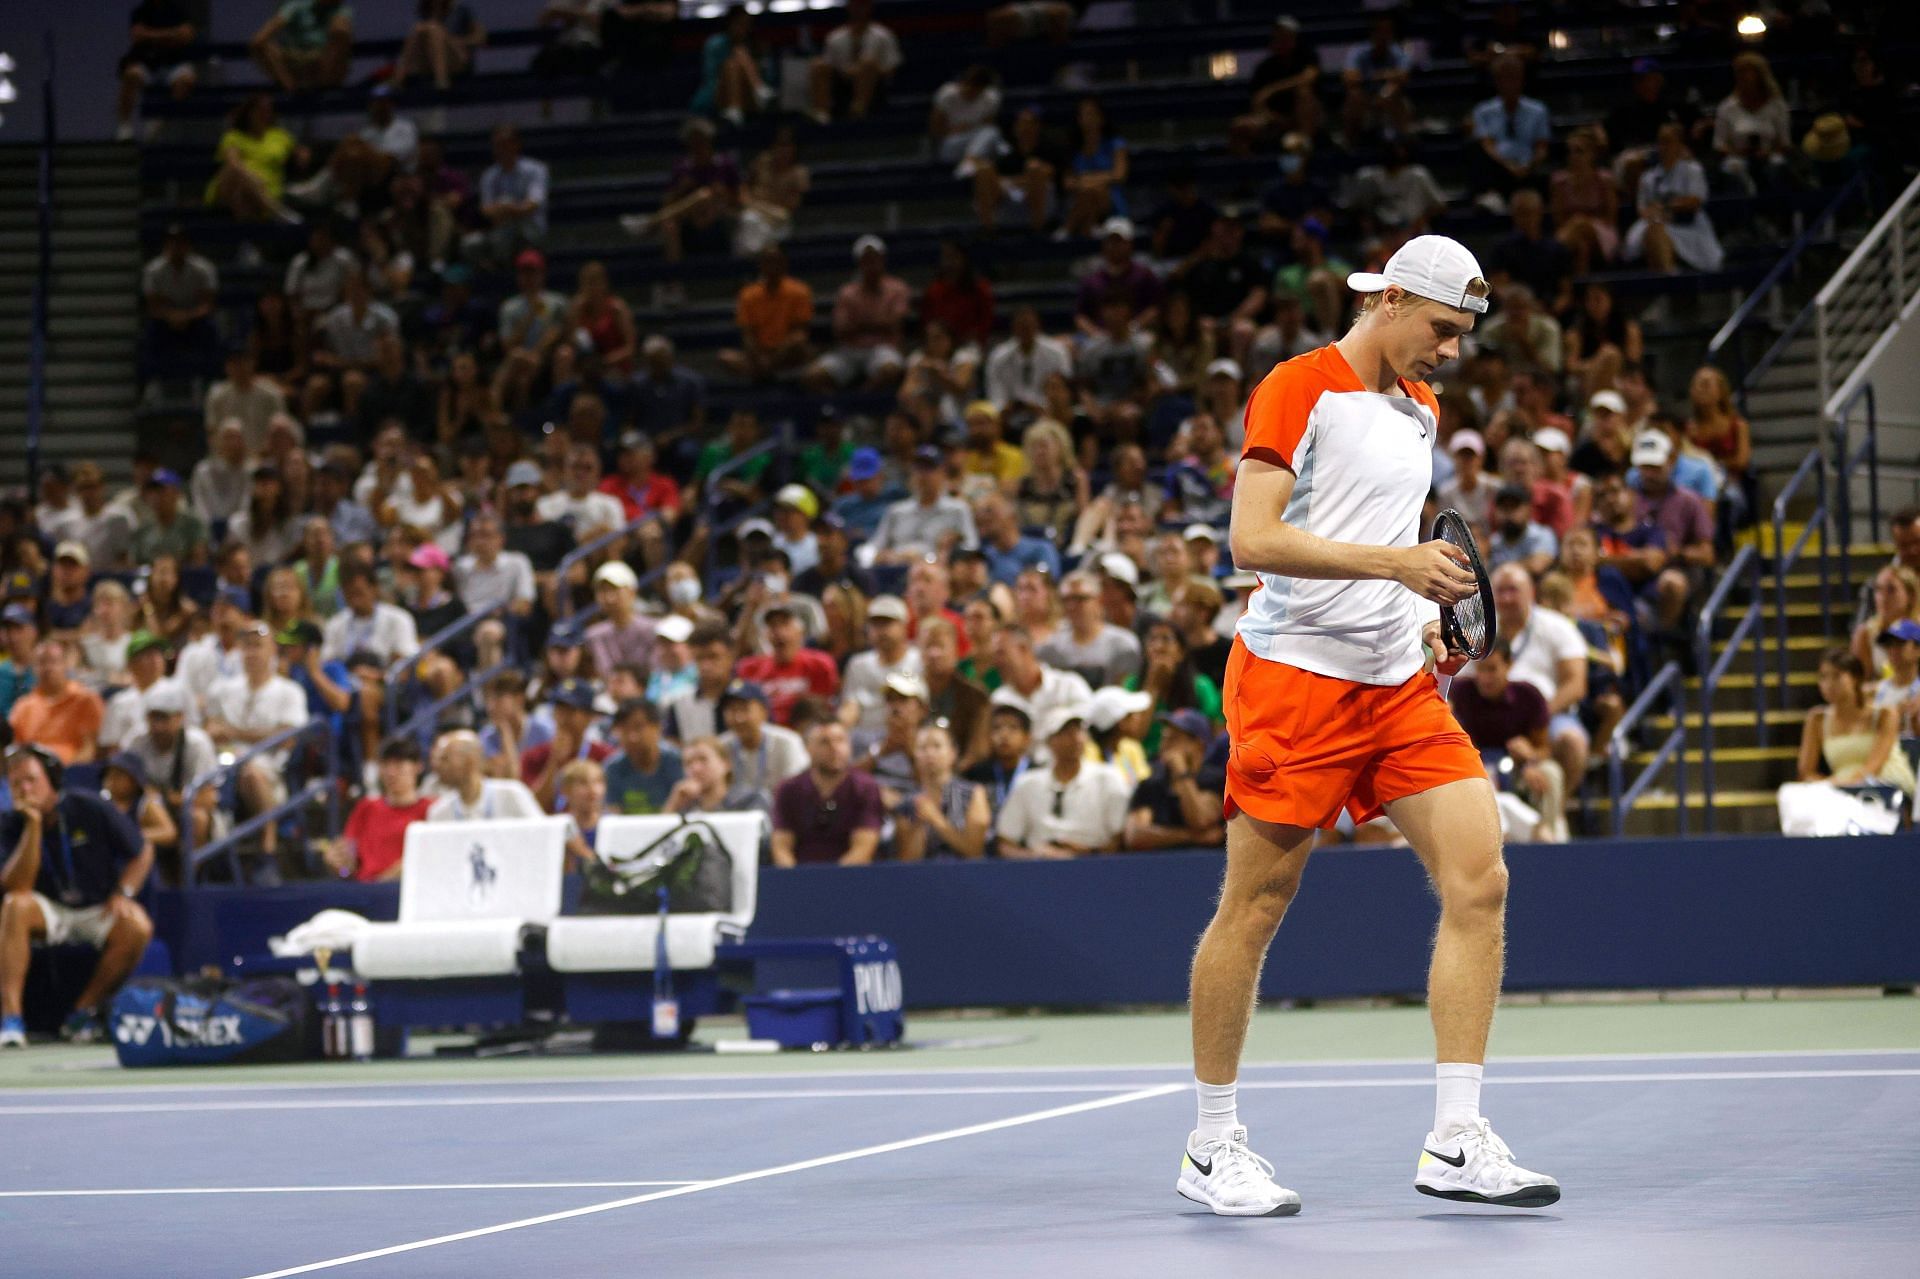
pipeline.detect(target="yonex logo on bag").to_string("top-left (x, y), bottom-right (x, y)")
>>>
top-left (116, 1013), bottom-right (245, 1048)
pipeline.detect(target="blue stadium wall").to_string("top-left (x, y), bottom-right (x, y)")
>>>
top-left (154, 835), bottom-right (1920, 1009)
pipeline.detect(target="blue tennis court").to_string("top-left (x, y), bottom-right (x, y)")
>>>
top-left (5, 1047), bottom-right (1916, 1277)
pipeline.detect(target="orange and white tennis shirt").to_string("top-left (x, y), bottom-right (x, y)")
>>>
top-left (1233, 344), bottom-right (1443, 687)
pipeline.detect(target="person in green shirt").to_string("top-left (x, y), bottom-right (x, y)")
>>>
top-left (1271, 218), bottom-right (1354, 337)
top-left (130, 470), bottom-right (209, 568)
top-left (693, 409), bottom-right (773, 514)
top-left (796, 408), bottom-right (856, 493)
top-left (1124, 617), bottom-right (1222, 756)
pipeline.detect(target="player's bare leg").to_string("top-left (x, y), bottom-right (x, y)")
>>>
top-left (1178, 813), bottom-right (1312, 1216)
top-left (1387, 776), bottom-right (1560, 1206)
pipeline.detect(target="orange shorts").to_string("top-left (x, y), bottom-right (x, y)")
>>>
top-left (1221, 638), bottom-right (1484, 830)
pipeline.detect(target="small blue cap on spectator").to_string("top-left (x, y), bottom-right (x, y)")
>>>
top-left (718, 680), bottom-right (770, 713)
top-left (548, 678), bottom-right (598, 711)
top-left (847, 447), bottom-right (883, 481)
top-left (1, 602), bottom-right (34, 626)
top-left (144, 468), bottom-right (182, 489)
top-left (104, 751), bottom-right (149, 790)
top-left (1300, 216), bottom-right (1330, 244)
top-left (441, 263), bottom-right (473, 286)
top-left (216, 584), bottom-right (252, 613)
top-left (1879, 618), bottom-right (1920, 646)
top-left (548, 621), bottom-right (584, 648)
top-left (912, 444), bottom-right (944, 469)
top-left (505, 460), bottom-right (545, 489)
top-left (1159, 708), bottom-right (1215, 744)
top-left (1632, 56), bottom-right (1661, 75)
top-left (370, 83), bottom-right (393, 99)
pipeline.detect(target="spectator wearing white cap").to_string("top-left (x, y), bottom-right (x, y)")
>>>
top-left (1075, 216), bottom-right (1162, 337)
top-left (646, 614), bottom-right (698, 707)
top-left (1438, 429), bottom-right (1501, 539)
top-left (807, 236), bottom-right (910, 393)
top-left (1569, 390), bottom-right (1632, 478)
top-left (585, 561), bottom-right (657, 679)
top-left (1098, 550), bottom-right (1145, 634)
top-left (994, 703), bottom-right (1131, 858)
top-left (1085, 684), bottom-right (1154, 788)
top-left (770, 484), bottom-right (822, 578)
top-left (1039, 570), bottom-right (1143, 689)
top-left (840, 596), bottom-right (925, 736)
top-left (124, 679), bottom-right (219, 850)
top-left (1627, 428), bottom-right (1714, 631)
top-left (1532, 425), bottom-right (1591, 530)
top-left (853, 669), bottom-right (931, 794)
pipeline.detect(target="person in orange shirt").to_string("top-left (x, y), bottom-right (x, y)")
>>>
top-left (720, 245), bottom-right (815, 382)
top-left (7, 638), bottom-right (105, 766)
top-left (1179, 236), bottom-right (1558, 1218)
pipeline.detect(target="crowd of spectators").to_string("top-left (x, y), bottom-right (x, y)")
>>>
top-left (68, 1), bottom-right (1914, 893)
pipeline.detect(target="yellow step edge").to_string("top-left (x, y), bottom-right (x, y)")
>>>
top-left (1590, 790), bottom-right (1778, 811)
top-left (1689, 671), bottom-right (1819, 688)
top-left (1627, 746), bottom-right (1798, 765)
top-left (1648, 709), bottom-right (1808, 727)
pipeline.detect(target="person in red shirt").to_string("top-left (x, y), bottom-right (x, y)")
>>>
top-left (598, 431), bottom-right (683, 523)
top-left (734, 603), bottom-right (839, 725)
top-left (905, 556), bottom-right (970, 656)
top-left (325, 737), bottom-right (433, 882)
top-left (920, 239), bottom-right (995, 348)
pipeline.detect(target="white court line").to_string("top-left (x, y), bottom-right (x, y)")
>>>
top-left (236, 1082), bottom-right (1185, 1279)
top-left (0, 1182), bottom-right (698, 1199)
top-left (10, 1065), bottom-right (1920, 1119)
top-left (0, 1081), bottom-right (1147, 1118)
top-left (4, 1045), bottom-right (1916, 1099)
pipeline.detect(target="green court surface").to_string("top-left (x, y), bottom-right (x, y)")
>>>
top-left (4, 995), bottom-right (1916, 1090)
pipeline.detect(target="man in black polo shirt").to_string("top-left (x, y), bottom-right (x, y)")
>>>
top-left (1123, 710), bottom-right (1226, 850)
top-left (0, 746), bottom-right (153, 1047)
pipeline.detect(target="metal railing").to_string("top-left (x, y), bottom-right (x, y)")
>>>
top-left (391, 658), bottom-right (510, 745)
top-left (26, 31), bottom-right (55, 499)
top-left (1693, 545), bottom-right (1766, 830)
top-left (1815, 172), bottom-right (1920, 416)
top-left (700, 426), bottom-right (792, 586)
top-left (554, 511), bottom-right (673, 618)
top-left (1829, 381), bottom-right (1880, 607)
top-left (381, 600), bottom-right (509, 734)
top-left (1608, 661), bottom-right (1687, 838)
top-left (181, 720), bottom-right (340, 885)
top-left (1771, 449), bottom-right (1832, 692)
top-left (1706, 171), bottom-right (1871, 414)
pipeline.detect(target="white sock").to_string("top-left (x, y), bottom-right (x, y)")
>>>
top-left (1434, 1062), bottom-right (1484, 1140)
top-left (1194, 1076), bottom-right (1239, 1144)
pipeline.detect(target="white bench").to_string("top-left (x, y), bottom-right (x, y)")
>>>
top-left (545, 812), bottom-right (766, 976)
top-left (353, 817), bottom-right (569, 982)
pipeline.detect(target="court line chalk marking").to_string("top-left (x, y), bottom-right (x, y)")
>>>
top-left (4, 1046), bottom-right (1917, 1099)
top-left (9, 1065), bottom-right (1920, 1120)
top-left (234, 1082), bottom-right (1185, 1279)
top-left (0, 1082), bottom-right (1150, 1118)
top-left (0, 1182), bottom-right (699, 1199)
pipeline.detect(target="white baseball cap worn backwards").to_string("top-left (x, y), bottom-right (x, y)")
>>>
top-left (1347, 235), bottom-right (1490, 314)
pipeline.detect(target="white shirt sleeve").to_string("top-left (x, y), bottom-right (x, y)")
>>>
top-left (996, 775), bottom-right (1040, 845)
top-left (497, 780), bottom-right (544, 819)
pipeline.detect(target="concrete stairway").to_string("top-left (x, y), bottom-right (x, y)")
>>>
top-left (1594, 542), bottom-right (1894, 837)
top-left (0, 142), bottom-right (140, 486)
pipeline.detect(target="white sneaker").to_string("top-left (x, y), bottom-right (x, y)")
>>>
top-left (0, 1022), bottom-right (27, 1049)
top-left (1176, 1127), bottom-right (1302, 1217)
top-left (1415, 1118), bottom-right (1561, 1208)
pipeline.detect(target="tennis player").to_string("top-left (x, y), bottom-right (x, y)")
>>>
top-left (1178, 236), bottom-right (1560, 1215)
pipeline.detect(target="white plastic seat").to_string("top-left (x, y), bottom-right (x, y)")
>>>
top-left (544, 812), bottom-right (765, 974)
top-left (353, 817), bottom-right (569, 980)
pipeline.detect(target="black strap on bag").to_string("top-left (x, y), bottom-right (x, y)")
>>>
top-left (580, 816), bottom-right (735, 916)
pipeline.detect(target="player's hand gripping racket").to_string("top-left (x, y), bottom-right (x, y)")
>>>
top-left (1430, 507), bottom-right (1496, 695)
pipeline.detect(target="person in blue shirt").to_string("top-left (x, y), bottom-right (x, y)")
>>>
top-left (976, 493), bottom-right (1060, 586)
top-left (0, 744), bottom-right (152, 1048)
top-left (602, 698), bottom-right (685, 815)
top-left (1341, 13), bottom-right (1414, 144)
top-left (0, 604), bottom-right (38, 720)
top-left (1470, 53), bottom-right (1553, 203)
top-left (830, 448), bottom-right (904, 541)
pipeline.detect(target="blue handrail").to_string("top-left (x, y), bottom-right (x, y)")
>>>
top-left (1608, 661), bottom-right (1687, 838)
top-left (25, 31), bottom-right (55, 499)
top-left (700, 424), bottom-right (793, 585)
top-left (382, 599), bottom-right (510, 733)
top-left (181, 720), bottom-right (340, 885)
top-left (554, 512), bottom-right (674, 618)
top-left (1706, 172), bottom-right (1871, 413)
top-left (1693, 545), bottom-right (1766, 830)
top-left (1829, 382), bottom-right (1879, 608)
top-left (1771, 449), bottom-right (1831, 692)
top-left (392, 658), bottom-right (510, 746)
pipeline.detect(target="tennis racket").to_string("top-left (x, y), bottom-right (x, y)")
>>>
top-left (1432, 507), bottom-right (1496, 663)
